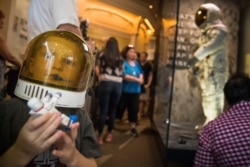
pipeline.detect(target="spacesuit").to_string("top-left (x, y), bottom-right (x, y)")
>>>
top-left (188, 3), bottom-right (229, 127)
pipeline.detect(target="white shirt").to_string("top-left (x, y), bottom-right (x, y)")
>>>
top-left (28, 0), bottom-right (80, 41)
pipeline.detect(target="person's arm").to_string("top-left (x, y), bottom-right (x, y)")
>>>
top-left (0, 34), bottom-right (22, 67)
top-left (193, 126), bottom-right (216, 166)
top-left (94, 65), bottom-right (101, 83)
top-left (168, 74), bottom-right (172, 85)
top-left (57, 24), bottom-right (82, 38)
top-left (145, 63), bottom-right (153, 88)
top-left (0, 144), bottom-right (34, 167)
top-left (145, 71), bottom-right (152, 88)
top-left (124, 74), bottom-right (141, 83)
top-left (138, 74), bottom-right (144, 85)
top-left (0, 112), bottom-right (63, 166)
top-left (124, 73), bottom-right (143, 84)
top-left (123, 61), bottom-right (143, 84)
top-left (94, 54), bottom-right (102, 82)
top-left (52, 122), bottom-right (97, 167)
top-left (64, 150), bottom-right (97, 167)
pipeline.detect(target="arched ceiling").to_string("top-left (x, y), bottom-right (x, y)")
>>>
top-left (78, 0), bottom-right (157, 34)
top-left (100, 0), bottom-right (158, 26)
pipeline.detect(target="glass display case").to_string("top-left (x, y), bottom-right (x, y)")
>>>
top-left (152, 0), bottom-right (240, 163)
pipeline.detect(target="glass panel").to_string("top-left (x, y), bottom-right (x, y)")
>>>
top-left (153, 0), bottom-right (240, 162)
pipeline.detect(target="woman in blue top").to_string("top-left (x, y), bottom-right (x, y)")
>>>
top-left (116, 45), bottom-right (143, 137)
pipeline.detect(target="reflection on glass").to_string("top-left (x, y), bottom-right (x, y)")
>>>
top-left (20, 30), bottom-right (93, 91)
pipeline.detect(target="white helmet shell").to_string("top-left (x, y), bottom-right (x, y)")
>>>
top-left (14, 30), bottom-right (94, 108)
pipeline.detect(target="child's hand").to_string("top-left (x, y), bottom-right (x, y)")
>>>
top-left (13, 112), bottom-right (63, 161)
top-left (52, 122), bottom-right (80, 166)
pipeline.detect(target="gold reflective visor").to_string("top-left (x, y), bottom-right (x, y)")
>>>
top-left (20, 30), bottom-right (93, 91)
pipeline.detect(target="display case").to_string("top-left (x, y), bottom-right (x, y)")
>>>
top-left (152, 0), bottom-right (240, 163)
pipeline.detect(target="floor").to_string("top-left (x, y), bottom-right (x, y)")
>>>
top-left (95, 117), bottom-right (194, 167)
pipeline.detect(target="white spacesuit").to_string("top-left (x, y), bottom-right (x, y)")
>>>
top-left (188, 3), bottom-right (229, 127)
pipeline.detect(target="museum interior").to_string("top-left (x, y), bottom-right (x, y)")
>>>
top-left (1, 0), bottom-right (250, 166)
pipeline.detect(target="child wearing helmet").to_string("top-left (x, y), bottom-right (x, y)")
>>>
top-left (0, 30), bottom-right (101, 167)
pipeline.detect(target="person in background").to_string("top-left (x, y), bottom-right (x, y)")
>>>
top-left (116, 45), bottom-right (143, 137)
top-left (28, 0), bottom-right (97, 55)
top-left (95, 37), bottom-right (123, 144)
top-left (0, 10), bottom-right (22, 100)
top-left (0, 30), bottom-right (101, 167)
top-left (28, 0), bottom-right (97, 107)
top-left (138, 51), bottom-right (152, 120)
top-left (136, 51), bottom-right (140, 60)
top-left (194, 73), bottom-right (250, 166)
top-left (28, 0), bottom-right (82, 41)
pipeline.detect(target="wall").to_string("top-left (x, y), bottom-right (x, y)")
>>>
top-left (0, 0), bottom-right (29, 62)
top-left (8, 0), bottom-right (30, 61)
top-left (0, 0), bottom-right (16, 39)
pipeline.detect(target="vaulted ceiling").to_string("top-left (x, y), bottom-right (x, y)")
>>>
top-left (100, 0), bottom-right (159, 26)
top-left (78, 0), bottom-right (158, 35)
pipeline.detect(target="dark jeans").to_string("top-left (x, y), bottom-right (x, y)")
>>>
top-left (98, 81), bottom-right (122, 134)
top-left (116, 92), bottom-right (140, 123)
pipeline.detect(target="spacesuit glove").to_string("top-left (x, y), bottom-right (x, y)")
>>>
top-left (187, 57), bottom-right (199, 68)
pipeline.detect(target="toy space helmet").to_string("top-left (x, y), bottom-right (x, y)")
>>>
top-left (14, 30), bottom-right (94, 108)
top-left (195, 3), bottom-right (222, 29)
